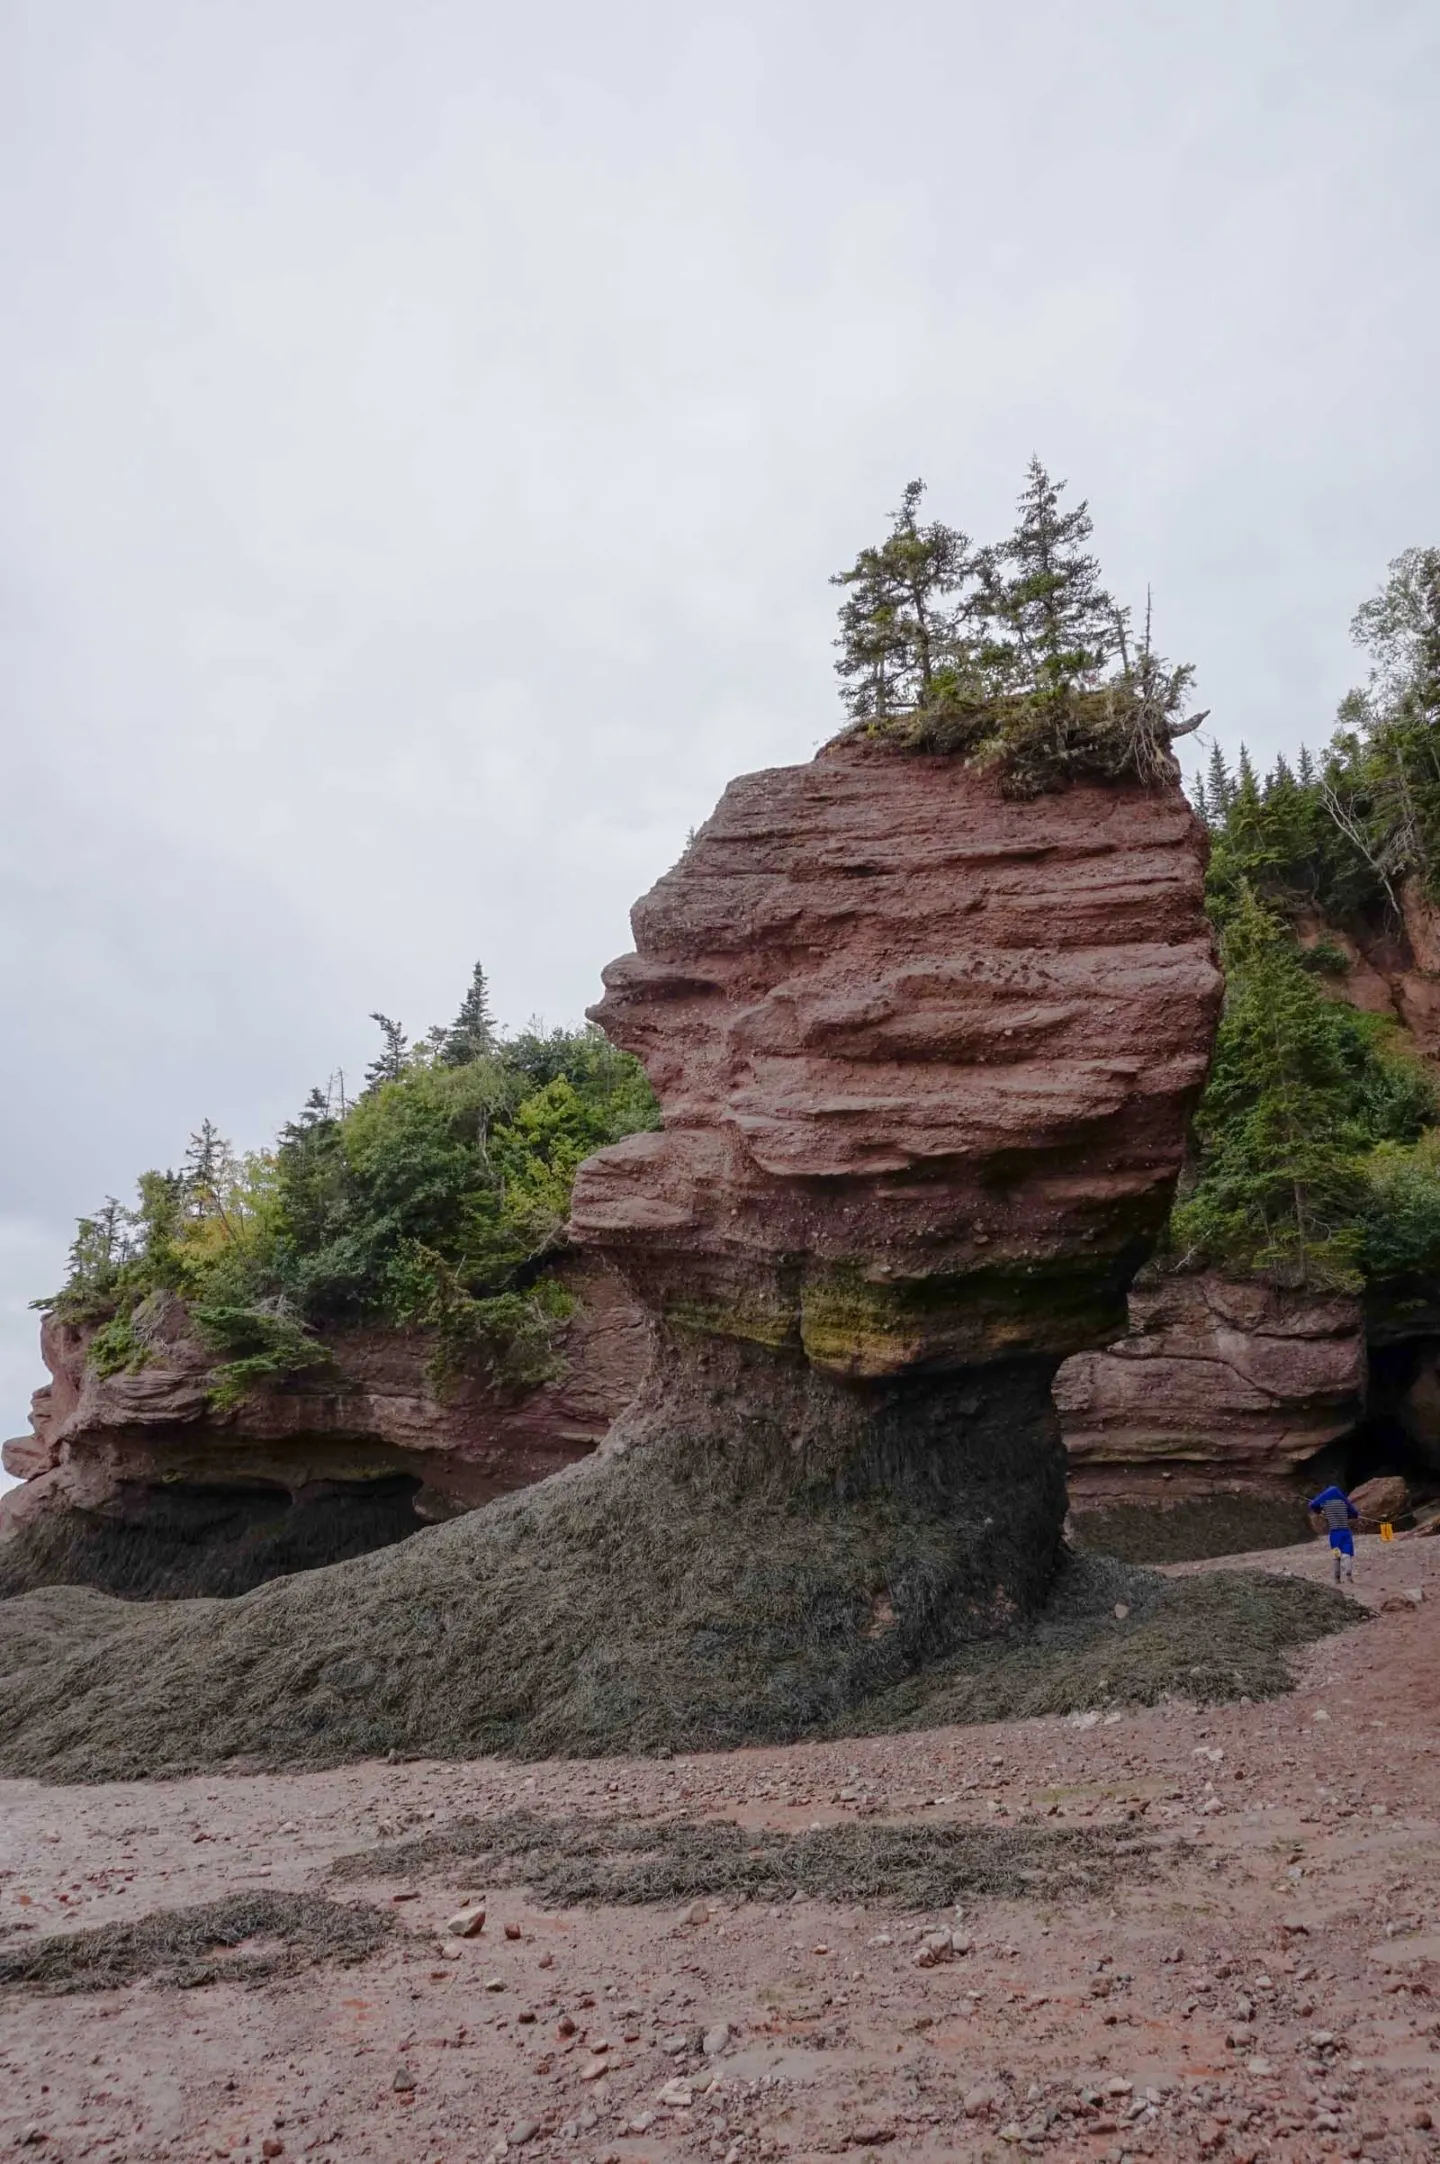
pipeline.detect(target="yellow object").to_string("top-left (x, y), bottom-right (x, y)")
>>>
top-left (1380, 1521), bottom-right (1395, 1542)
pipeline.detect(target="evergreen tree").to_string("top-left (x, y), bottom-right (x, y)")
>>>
top-left (60, 1199), bottom-right (131, 1301)
top-left (365, 1014), bottom-right (409, 1091)
top-left (1173, 890), bottom-right (1382, 1286)
top-left (984, 457), bottom-right (1119, 697)
top-left (1205, 741), bottom-right (1233, 820)
top-left (831, 479), bottom-right (972, 719)
top-left (441, 963), bottom-right (498, 1068)
top-left (294, 1086), bottom-right (333, 1129)
top-left (182, 1120), bottom-right (233, 1223)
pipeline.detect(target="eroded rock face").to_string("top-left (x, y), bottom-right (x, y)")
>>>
top-left (0, 1260), bottom-right (650, 1598)
top-left (1058, 883), bottom-right (1440, 1528)
top-left (1056, 1273), bottom-right (1367, 1508)
top-left (571, 742), bottom-right (1219, 1625)
top-left (1295, 883), bottom-right (1440, 1071)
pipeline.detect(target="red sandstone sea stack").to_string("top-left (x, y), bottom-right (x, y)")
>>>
top-left (571, 740), bottom-right (1220, 1623)
top-left (0, 739), bottom-right (1225, 1776)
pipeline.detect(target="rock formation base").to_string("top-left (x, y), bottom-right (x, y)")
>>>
top-left (0, 1400), bottom-right (1056, 1780)
top-left (0, 1410), bottom-right (1351, 1785)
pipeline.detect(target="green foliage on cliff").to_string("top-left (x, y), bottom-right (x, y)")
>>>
top-left (1198, 547), bottom-right (1440, 923)
top-left (831, 460), bottom-right (1201, 794)
top-left (1174, 547), bottom-right (1440, 1290)
top-left (1170, 890), bottom-right (1433, 1287)
top-left (45, 971), bottom-right (659, 1405)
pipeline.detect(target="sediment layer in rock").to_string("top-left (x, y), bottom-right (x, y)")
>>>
top-left (573, 743), bottom-right (1219, 1374)
top-left (0, 1261), bottom-right (649, 1599)
top-left (571, 742), bottom-right (1220, 1630)
top-left (1056, 1272), bottom-right (1367, 1507)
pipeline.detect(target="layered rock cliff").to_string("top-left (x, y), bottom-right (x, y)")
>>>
top-left (1056, 1273), bottom-right (1366, 1503)
top-left (1056, 879), bottom-right (1440, 1543)
top-left (570, 741), bottom-right (1220, 1630)
top-left (0, 740), bottom-right (1229, 1775)
top-left (0, 1258), bottom-right (649, 1598)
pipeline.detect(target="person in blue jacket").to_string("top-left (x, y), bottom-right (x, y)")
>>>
top-left (1308, 1484), bottom-right (1360, 1584)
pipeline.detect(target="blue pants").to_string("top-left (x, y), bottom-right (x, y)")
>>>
top-left (1329, 1528), bottom-right (1354, 1557)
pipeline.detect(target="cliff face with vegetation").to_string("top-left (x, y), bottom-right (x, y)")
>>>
top-left (1057, 887), bottom-right (1440, 1532)
top-left (17, 473), bottom-right (1436, 1600)
top-left (1060, 546), bottom-right (1440, 1537)
top-left (1, 1260), bottom-right (648, 1598)
top-left (0, 1010), bottom-right (661, 1597)
top-left (2, 456), bottom-right (1233, 1602)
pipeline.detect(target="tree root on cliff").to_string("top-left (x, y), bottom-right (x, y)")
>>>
top-left (0, 1445), bottom-right (1360, 1784)
top-left (0, 1892), bottom-right (395, 1994)
top-left (328, 1807), bottom-right (1166, 1910)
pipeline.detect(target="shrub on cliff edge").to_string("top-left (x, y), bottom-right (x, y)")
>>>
top-left (830, 460), bottom-right (1202, 795)
top-left (41, 977), bottom-right (658, 1407)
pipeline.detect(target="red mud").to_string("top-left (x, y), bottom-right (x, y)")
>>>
top-left (2, 1535), bottom-right (1438, 2164)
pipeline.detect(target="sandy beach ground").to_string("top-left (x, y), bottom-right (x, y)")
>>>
top-left (2, 1533), bottom-right (1438, 2164)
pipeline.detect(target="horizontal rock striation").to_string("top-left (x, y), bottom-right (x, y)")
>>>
top-left (0, 1260), bottom-right (649, 1599)
top-left (574, 744), bottom-right (1220, 1374)
top-left (572, 741), bottom-right (1220, 1640)
top-left (1055, 1273), bottom-right (1367, 1505)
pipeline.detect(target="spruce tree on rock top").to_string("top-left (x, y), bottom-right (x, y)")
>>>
top-left (441, 962), bottom-right (498, 1068)
top-left (981, 456), bottom-right (1120, 698)
top-left (830, 478), bottom-right (972, 721)
top-left (830, 458), bottom-right (1201, 792)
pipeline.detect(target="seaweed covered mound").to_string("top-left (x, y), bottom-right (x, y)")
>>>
top-left (0, 1421), bottom-right (1355, 1783)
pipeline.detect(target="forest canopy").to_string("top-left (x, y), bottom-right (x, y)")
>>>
top-left (47, 966), bottom-right (659, 1407)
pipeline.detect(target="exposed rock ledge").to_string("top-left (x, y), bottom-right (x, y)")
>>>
top-left (1055, 1272), bottom-right (1366, 1506)
top-left (0, 1258), bottom-right (649, 1598)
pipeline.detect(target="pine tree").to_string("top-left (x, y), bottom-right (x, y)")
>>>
top-left (831, 479), bottom-right (972, 719)
top-left (284, 1086), bottom-right (335, 1138)
top-left (365, 1014), bottom-right (409, 1091)
top-left (1172, 890), bottom-right (1369, 1287)
top-left (986, 457), bottom-right (1118, 697)
top-left (182, 1120), bottom-right (232, 1219)
top-left (1205, 741), bottom-right (1233, 820)
top-left (441, 963), bottom-right (498, 1068)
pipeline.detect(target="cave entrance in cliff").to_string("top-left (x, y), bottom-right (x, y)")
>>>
top-left (1305, 1417), bottom-right (1434, 1502)
top-left (4, 1473), bottom-right (430, 1602)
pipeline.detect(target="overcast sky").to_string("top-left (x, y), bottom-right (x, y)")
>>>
top-left (2, 0), bottom-right (1438, 1467)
